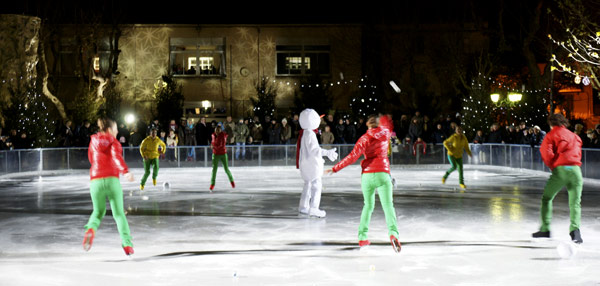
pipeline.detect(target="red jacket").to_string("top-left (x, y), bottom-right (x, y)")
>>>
top-left (88, 133), bottom-right (129, 180)
top-left (211, 132), bottom-right (228, 155)
top-left (540, 126), bottom-right (582, 170)
top-left (333, 116), bottom-right (393, 174)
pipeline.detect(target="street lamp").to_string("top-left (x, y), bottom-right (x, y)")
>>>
top-left (508, 93), bottom-right (522, 102)
top-left (125, 114), bottom-right (135, 125)
top-left (490, 93), bottom-right (500, 103)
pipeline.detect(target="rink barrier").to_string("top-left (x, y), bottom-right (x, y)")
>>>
top-left (1, 143), bottom-right (600, 179)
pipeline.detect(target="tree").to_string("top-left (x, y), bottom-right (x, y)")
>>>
top-left (350, 76), bottom-right (382, 119)
top-left (251, 77), bottom-right (277, 122)
top-left (293, 74), bottom-right (333, 115)
top-left (153, 75), bottom-right (184, 129)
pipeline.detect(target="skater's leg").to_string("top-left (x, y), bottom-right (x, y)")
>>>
top-left (105, 177), bottom-right (133, 247)
top-left (299, 180), bottom-right (311, 212)
top-left (358, 173), bottom-right (377, 241)
top-left (539, 167), bottom-right (567, 232)
top-left (221, 154), bottom-right (234, 182)
top-left (151, 158), bottom-right (159, 180)
top-left (84, 179), bottom-right (107, 231)
top-left (141, 159), bottom-right (151, 186)
top-left (374, 173), bottom-right (399, 238)
top-left (456, 157), bottom-right (464, 184)
top-left (443, 155), bottom-right (458, 180)
top-left (309, 178), bottom-right (322, 209)
top-left (565, 166), bottom-right (583, 232)
top-left (210, 154), bottom-right (219, 185)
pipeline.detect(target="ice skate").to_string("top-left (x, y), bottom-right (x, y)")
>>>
top-left (459, 183), bottom-right (466, 189)
top-left (231, 181), bottom-right (235, 188)
top-left (298, 207), bottom-right (309, 215)
top-left (570, 229), bottom-right (583, 244)
top-left (209, 184), bottom-right (215, 191)
top-left (152, 179), bottom-right (156, 186)
top-left (390, 235), bottom-right (401, 253)
top-left (123, 246), bottom-right (134, 256)
top-left (532, 230), bottom-right (551, 238)
top-left (140, 184), bottom-right (144, 191)
top-left (442, 177), bottom-right (446, 184)
top-left (308, 208), bottom-right (326, 218)
top-left (359, 240), bottom-right (371, 248)
top-left (82, 228), bottom-right (95, 251)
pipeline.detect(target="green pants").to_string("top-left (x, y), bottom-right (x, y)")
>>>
top-left (359, 172), bottom-right (399, 241)
top-left (539, 166), bottom-right (583, 232)
top-left (211, 154), bottom-right (234, 185)
top-left (85, 177), bottom-right (133, 247)
top-left (141, 158), bottom-right (159, 186)
top-left (443, 155), bottom-right (464, 184)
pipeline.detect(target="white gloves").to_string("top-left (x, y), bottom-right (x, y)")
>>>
top-left (323, 147), bottom-right (338, 162)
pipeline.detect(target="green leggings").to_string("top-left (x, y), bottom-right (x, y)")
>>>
top-left (85, 177), bottom-right (132, 247)
top-left (443, 155), bottom-right (464, 184)
top-left (359, 172), bottom-right (399, 241)
top-left (141, 158), bottom-right (159, 186)
top-left (539, 166), bottom-right (583, 232)
top-left (211, 154), bottom-right (234, 185)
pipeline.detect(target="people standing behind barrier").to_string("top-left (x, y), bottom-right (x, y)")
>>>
top-left (268, 119), bottom-right (281, 144)
top-left (129, 126), bottom-right (143, 147)
top-left (223, 116), bottom-right (236, 144)
top-left (413, 137), bottom-right (427, 156)
top-left (281, 118), bottom-right (292, 144)
top-left (487, 123), bottom-right (504, 144)
top-left (431, 123), bottom-right (446, 144)
top-left (78, 120), bottom-right (94, 147)
top-left (357, 118), bottom-right (368, 137)
top-left (422, 116), bottom-right (432, 141)
top-left (408, 118), bottom-right (423, 143)
top-left (291, 114), bottom-right (301, 144)
top-left (234, 118), bottom-right (249, 160)
top-left (117, 123), bottom-right (129, 146)
top-left (147, 119), bottom-right (160, 136)
top-left (166, 130), bottom-right (178, 162)
top-left (335, 119), bottom-right (346, 144)
top-left (515, 122), bottom-right (528, 144)
top-left (344, 119), bottom-right (357, 144)
top-left (321, 125), bottom-right (335, 145)
top-left (574, 124), bottom-right (590, 148)
top-left (250, 116), bottom-right (263, 145)
top-left (530, 126), bottom-right (546, 147)
top-left (58, 120), bottom-right (75, 147)
top-left (587, 129), bottom-right (600, 148)
top-left (325, 114), bottom-right (336, 133)
top-left (196, 117), bottom-right (211, 146)
top-left (177, 119), bottom-right (186, 146)
top-left (184, 118), bottom-right (197, 161)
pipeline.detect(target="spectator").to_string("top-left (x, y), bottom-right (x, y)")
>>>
top-left (268, 119), bottom-right (281, 144)
top-left (516, 122), bottom-right (528, 144)
top-left (0, 135), bottom-right (8, 150)
top-left (431, 123), bottom-right (446, 144)
top-left (184, 118), bottom-right (197, 161)
top-left (473, 130), bottom-right (485, 144)
top-left (487, 123), bottom-right (503, 143)
top-left (14, 132), bottom-right (31, 149)
top-left (574, 124), bottom-right (590, 148)
top-left (335, 119), bottom-right (346, 144)
top-left (223, 116), bottom-right (236, 144)
top-left (344, 119), bottom-right (357, 143)
top-left (166, 130), bottom-right (178, 162)
top-left (411, 111), bottom-right (423, 128)
top-left (291, 114), bottom-right (301, 144)
top-left (58, 120), bottom-right (75, 147)
top-left (196, 117), bottom-right (211, 146)
top-left (357, 118), bottom-right (367, 137)
top-left (506, 126), bottom-right (518, 144)
top-left (325, 114), bottom-right (336, 132)
top-left (530, 126), bottom-right (546, 147)
top-left (442, 115), bottom-right (453, 136)
top-left (587, 129), bottom-right (600, 148)
top-left (129, 126), bottom-right (144, 146)
top-left (177, 119), bottom-right (186, 145)
top-left (321, 125), bottom-right (335, 145)
top-left (596, 124), bottom-right (600, 136)
top-left (147, 119), bottom-right (160, 136)
top-left (234, 118), bottom-right (249, 160)
top-left (251, 116), bottom-right (263, 144)
top-left (422, 116), bottom-right (432, 141)
top-left (8, 129), bottom-right (18, 147)
top-left (397, 115), bottom-right (410, 139)
top-left (408, 118), bottom-right (423, 143)
top-left (281, 118), bottom-right (292, 144)
top-left (117, 123), bottom-right (129, 146)
top-left (413, 137), bottom-right (427, 156)
top-left (79, 120), bottom-right (93, 147)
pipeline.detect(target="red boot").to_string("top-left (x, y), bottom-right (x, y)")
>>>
top-left (210, 184), bottom-right (215, 191)
top-left (123, 246), bottom-right (134, 256)
top-left (390, 235), bottom-right (401, 253)
top-left (359, 240), bottom-right (371, 247)
top-left (231, 181), bottom-right (235, 188)
top-left (82, 229), bottom-right (95, 251)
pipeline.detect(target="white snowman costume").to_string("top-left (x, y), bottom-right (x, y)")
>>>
top-left (297, 109), bottom-right (338, 217)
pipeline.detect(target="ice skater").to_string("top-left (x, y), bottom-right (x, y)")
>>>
top-left (532, 114), bottom-right (584, 244)
top-left (325, 114), bottom-right (401, 252)
top-left (210, 125), bottom-right (235, 191)
top-left (442, 126), bottom-right (472, 189)
top-left (296, 109), bottom-right (338, 218)
top-left (83, 118), bottom-right (135, 256)
top-left (139, 128), bottom-right (166, 190)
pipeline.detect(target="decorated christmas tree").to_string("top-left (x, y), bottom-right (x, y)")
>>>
top-left (350, 76), bottom-right (382, 119)
top-left (251, 77), bottom-right (277, 122)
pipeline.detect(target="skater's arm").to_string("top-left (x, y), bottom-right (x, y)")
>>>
top-left (111, 141), bottom-right (129, 175)
top-left (139, 138), bottom-right (147, 159)
top-left (380, 115), bottom-right (394, 132)
top-left (540, 136), bottom-right (555, 168)
top-left (332, 135), bottom-right (367, 173)
top-left (158, 139), bottom-right (167, 154)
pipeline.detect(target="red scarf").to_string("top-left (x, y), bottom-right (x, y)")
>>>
top-left (296, 129), bottom-right (319, 169)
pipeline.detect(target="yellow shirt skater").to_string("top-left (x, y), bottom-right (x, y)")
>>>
top-left (139, 129), bottom-right (166, 190)
top-left (442, 126), bottom-right (472, 189)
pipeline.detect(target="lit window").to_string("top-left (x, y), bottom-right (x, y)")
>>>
top-left (170, 38), bottom-right (225, 77)
top-left (93, 57), bottom-right (100, 72)
top-left (276, 41), bottom-right (329, 76)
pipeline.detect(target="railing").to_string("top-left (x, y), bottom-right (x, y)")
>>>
top-left (1, 144), bottom-right (600, 179)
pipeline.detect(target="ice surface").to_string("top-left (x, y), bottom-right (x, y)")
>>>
top-left (0, 165), bottom-right (599, 285)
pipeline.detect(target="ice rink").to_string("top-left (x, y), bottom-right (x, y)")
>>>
top-left (1, 165), bottom-right (599, 285)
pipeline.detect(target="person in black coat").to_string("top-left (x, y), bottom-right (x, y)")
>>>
top-left (408, 118), bottom-right (423, 143)
top-left (344, 119), bottom-right (357, 144)
top-left (196, 117), bottom-right (211, 146)
top-left (487, 123), bottom-right (503, 143)
top-left (335, 119), bottom-right (346, 144)
top-left (431, 123), bottom-right (446, 144)
top-left (268, 119), bottom-right (281, 144)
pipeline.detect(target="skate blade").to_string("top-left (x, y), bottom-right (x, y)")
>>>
top-left (391, 240), bottom-right (401, 253)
